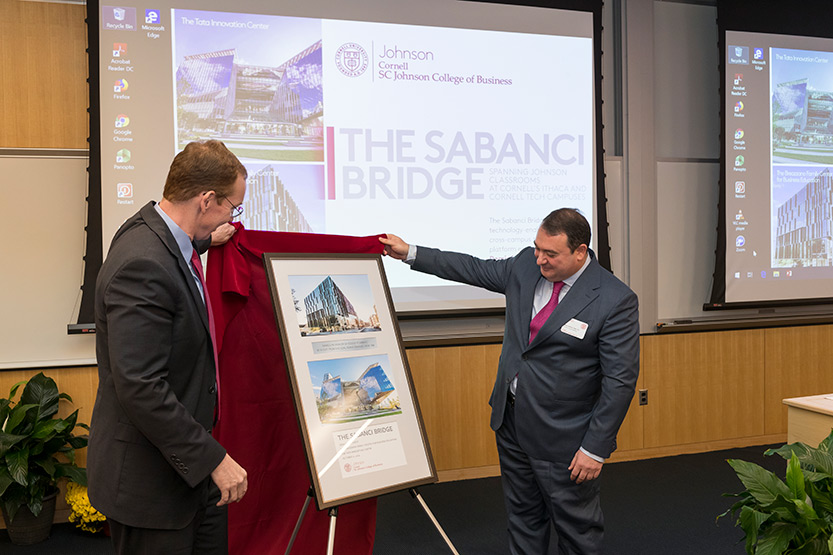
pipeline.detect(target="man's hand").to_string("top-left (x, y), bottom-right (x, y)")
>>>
top-left (210, 223), bottom-right (236, 247)
top-left (210, 453), bottom-right (248, 506)
top-left (569, 450), bottom-right (603, 484)
top-left (379, 234), bottom-right (410, 260)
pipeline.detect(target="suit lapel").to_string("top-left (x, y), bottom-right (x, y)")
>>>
top-left (140, 202), bottom-right (211, 334)
top-left (516, 250), bottom-right (540, 335)
top-left (526, 258), bottom-right (601, 349)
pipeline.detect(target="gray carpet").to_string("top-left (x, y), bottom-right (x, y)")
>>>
top-left (0, 443), bottom-right (784, 554)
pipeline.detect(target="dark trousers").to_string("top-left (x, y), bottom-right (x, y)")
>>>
top-left (108, 479), bottom-right (227, 555)
top-left (496, 396), bottom-right (603, 555)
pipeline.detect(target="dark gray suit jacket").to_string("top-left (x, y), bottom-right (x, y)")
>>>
top-left (88, 201), bottom-right (226, 529)
top-left (413, 246), bottom-right (639, 463)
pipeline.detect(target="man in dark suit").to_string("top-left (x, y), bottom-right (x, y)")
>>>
top-left (88, 140), bottom-right (248, 554)
top-left (380, 208), bottom-right (639, 554)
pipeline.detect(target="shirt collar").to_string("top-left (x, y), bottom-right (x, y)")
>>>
top-left (562, 253), bottom-right (591, 288)
top-left (154, 202), bottom-right (195, 263)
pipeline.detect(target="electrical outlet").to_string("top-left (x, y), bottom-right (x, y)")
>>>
top-left (638, 389), bottom-right (648, 406)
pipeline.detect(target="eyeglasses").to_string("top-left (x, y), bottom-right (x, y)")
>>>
top-left (223, 197), bottom-right (244, 218)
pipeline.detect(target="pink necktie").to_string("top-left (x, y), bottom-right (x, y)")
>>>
top-left (190, 248), bottom-right (220, 422)
top-left (529, 281), bottom-right (564, 343)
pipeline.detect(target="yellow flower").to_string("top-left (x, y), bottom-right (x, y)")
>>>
top-left (65, 483), bottom-right (106, 533)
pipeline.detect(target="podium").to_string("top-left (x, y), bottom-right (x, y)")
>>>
top-left (783, 394), bottom-right (833, 446)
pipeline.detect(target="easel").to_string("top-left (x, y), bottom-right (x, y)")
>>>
top-left (284, 486), bottom-right (460, 555)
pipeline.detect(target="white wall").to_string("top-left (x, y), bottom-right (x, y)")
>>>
top-left (0, 154), bottom-right (96, 368)
top-left (652, 1), bottom-right (721, 323)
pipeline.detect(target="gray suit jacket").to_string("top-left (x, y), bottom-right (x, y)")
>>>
top-left (413, 246), bottom-right (639, 462)
top-left (88, 201), bottom-right (226, 529)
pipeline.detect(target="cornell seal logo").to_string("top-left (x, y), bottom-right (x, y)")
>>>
top-left (335, 43), bottom-right (369, 77)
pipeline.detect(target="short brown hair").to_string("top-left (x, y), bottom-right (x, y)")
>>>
top-left (540, 208), bottom-right (591, 252)
top-left (163, 140), bottom-right (247, 202)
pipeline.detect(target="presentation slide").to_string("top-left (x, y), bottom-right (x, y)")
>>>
top-left (95, 0), bottom-right (597, 312)
top-left (725, 31), bottom-right (833, 305)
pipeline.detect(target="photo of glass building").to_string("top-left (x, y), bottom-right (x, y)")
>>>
top-left (304, 276), bottom-right (360, 333)
top-left (773, 79), bottom-right (833, 147)
top-left (772, 78), bottom-right (809, 140)
top-left (771, 57), bottom-right (833, 164)
top-left (300, 275), bottom-right (381, 336)
top-left (174, 41), bottom-right (323, 159)
top-left (775, 168), bottom-right (833, 267)
top-left (316, 363), bottom-right (401, 423)
top-left (242, 165), bottom-right (314, 233)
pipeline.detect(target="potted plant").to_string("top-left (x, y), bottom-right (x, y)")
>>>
top-left (720, 430), bottom-right (833, 554)
top-left (0, 372), bottom-right (89, 545)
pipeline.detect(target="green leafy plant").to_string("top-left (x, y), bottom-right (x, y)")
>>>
top-left (0, 372), bottom-right (89, 522)
top-left (720, 430), bottom-right (833, 555)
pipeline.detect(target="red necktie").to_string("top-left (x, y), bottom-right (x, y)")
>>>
top-left (190, 248), bottom-right (220, 422)
top-left (529, 281), bottom-right (564, 343)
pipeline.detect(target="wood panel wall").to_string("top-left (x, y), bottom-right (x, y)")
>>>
top-left (5, 324), bottom-right (832, 494)
top-left (409, 325), bottom-right (833, 476)
top-left (764, 325), bottom-right (833, 435)
top-left (0, 1), bottom-right (88, 148)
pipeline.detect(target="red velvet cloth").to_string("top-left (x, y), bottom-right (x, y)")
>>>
top-left (206, 225), bottom-right (383, 555)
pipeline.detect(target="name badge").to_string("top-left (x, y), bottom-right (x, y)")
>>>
top-left (561, 318), bottom-right (588, 340)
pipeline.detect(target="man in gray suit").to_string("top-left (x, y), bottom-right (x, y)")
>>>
top-left (89, 140), bottom-right (248, 554)
top-left (380, 208), bottom-right (639, 554)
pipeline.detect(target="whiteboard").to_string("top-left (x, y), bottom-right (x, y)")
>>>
top-left (0, 154), bottom-right (96, 369)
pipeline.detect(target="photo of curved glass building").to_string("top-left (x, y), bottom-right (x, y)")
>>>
top-left (310, 357), bottom-right (402, 424)
top-left (173, 10), bottom-right (323, 161)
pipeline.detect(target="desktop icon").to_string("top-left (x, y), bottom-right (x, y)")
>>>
top-left (753, 48), bottom-right (764, 60)
top-left (728, 46), bottom-right (749, 64)
top-left (103, 7), bottom-right (137, 31)
top-left (734, 101), bottom-right (744, 113)
top-left (145, 9), bottom-right (160, 24)
top-left (735, 129), bottom-right (744, 140)
top-left (114, 79), bottom-right (129, 93)
top-left (117, 183), bottom-right (133, 198)
top-left (734, 73), bottom-right (743, 85)
top-left (735, 155), bottom-right (745, 167)
top-left (735, 181), bottom-right (745, 194)
top-left (116, 149), bottom-right (131, 163)
top-left (113, 43), bottom-right (127, 57)
top-left (115, 114), bottom-right (130, 128)
top-left (736, 235), bottom-right (745, 247)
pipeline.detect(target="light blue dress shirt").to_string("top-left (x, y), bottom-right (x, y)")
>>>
top-left (154, 203), bottom-right (205, 303)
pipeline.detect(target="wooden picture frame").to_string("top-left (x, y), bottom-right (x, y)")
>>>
top-left (263, 253), bottom-right (437, 509)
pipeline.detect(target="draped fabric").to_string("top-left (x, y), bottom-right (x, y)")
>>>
top-left (206, 225), bottom-right (383, 554)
